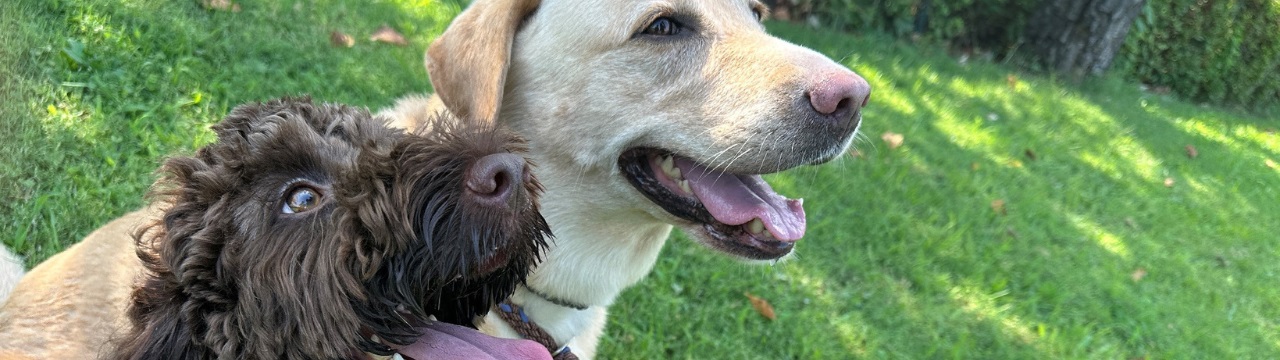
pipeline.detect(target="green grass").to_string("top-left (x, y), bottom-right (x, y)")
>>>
top-left (2, 1), bottom-right (1278, 359)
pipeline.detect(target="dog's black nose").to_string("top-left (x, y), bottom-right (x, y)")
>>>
top-left (466, 153), bottom-right (528, 206)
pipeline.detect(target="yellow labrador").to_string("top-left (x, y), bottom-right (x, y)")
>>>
top-left (0, 0), bottom-right (869, 358)
top-left (380, 0), bottom-right (871, 357)
top-left (0, 209), bottom-right (152, 359)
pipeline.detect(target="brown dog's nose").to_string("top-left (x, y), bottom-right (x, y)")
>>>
top-left (466, 153), bottom-right (528, 206)
top-left (806, 71), bottom-right (871, 126)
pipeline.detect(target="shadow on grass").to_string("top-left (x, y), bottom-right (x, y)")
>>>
top-left (605, 22), bottom-right (1278, 359)
top-left (0, 0), bottom-right (458, 264)
top-left (788, 22), bottom-right (1273, 358)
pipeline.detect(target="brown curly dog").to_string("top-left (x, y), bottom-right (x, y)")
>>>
top-left (105, 98), bottom-right (552, 359)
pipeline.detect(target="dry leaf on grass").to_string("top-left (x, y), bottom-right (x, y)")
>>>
top-left (1163, 177), bottom-right (1175, 188)
top-left (1024, 148), bottom-right (1037, 161)
top-left (1006, 74), bottom-right (1019, 90)
top-left (881, 131), bottom-right (904, 149)
top-left (744, 292), bottom-right (776, 321)
top-left (1266, 158), bottom-right (1278, 170)
top-left (1185, 145), bottom-right (1198, 159)
top-left (1131, 268), bottom-right (1147, 282)
top-left (330, 31), bottom-right (355, 48)
top-left (370, 24), bottom-right (408, 46)
top-left (200, 0), bottom-right (240, 12)
top-left (991, 199), bottom-right (1007, 216)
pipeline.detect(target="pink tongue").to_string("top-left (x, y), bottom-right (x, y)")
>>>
top-left (676, 158), bottom-right (806, 241)
top-left (394, 322), bottom-right (551, 360)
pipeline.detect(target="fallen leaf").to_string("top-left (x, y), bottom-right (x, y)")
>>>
top-left (330, 31), bottom-right (355, 48)
top-left (970, 162), bottom-right (980, 171)
top-left (370, 24), bottom-right (408, 46)
top-left (1131, 268), bottom-right (1147, 282)
top-left (1006, 74), bottom-right (1019, 90)
top-left (1024, 148), bottom-right (1037, 161)
top-left (1185, 145), bottom-right (1198, 159)
top-left (848, 148), bottom-right (863, 158)
top-left (200, 0), bottom-right (240, 12)
top-left (744, 292), bottom-right (776, 321)
top-left (1266, 158), bottom-right (1277, 170)
top-left (991, 199), bottom-right (1007, 216)
top-left (1163, 177), bottom-right (1175, 188)
top-left (881, 131), bottom-right (904, 149)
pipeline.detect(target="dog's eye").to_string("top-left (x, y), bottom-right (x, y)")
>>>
top-left (752, 8), bottom-right (764, 21)
top-left (643, 17), bottom-right (681, 36)
top-left (282, 186), bottom-right (321, 214)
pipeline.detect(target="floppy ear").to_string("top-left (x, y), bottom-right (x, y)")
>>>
top-left (427, 0), bottom-right (541, 123)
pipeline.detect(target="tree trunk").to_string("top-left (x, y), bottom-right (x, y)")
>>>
top-left (1025, 0), bottom-right (1145, 77)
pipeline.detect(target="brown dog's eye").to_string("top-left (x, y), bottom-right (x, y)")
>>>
top-left (643, 17), bottom-right (680, 36)
top-left (282, 186), bottom-right (321, 214)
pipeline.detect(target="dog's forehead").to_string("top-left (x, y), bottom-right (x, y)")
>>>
top-left (216, 100), bottom-right (389, 150)
top-left (533, 0), bottom-right (762, 42)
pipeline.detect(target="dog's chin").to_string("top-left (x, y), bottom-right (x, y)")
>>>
top-left (618, 148), bottom-right (809, 261)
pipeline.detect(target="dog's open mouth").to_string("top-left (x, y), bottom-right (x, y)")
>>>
top-left (619, 148), bottom-right (805, 260)
top-left (392, 321), bottom-right (550, 359)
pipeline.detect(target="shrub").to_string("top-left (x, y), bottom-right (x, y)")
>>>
top-left (780, 0), bottom-right (1038, 52)
top-left (1118, 0), bottom-right (1280, 108)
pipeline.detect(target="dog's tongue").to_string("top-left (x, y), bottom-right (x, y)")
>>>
top-left (675, 158), bottom-right (806, 241)
top-left (395, 322), bottom-right (551, 360)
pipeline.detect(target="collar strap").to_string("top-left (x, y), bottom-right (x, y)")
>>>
top-left (526, 286), bottom-right (590, 311)
top-left (495, 301), bottom-right (579, 360)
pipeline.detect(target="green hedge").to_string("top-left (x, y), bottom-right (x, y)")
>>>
top-left (1118, 0), bottom-right (1280, 108)
top-left (798, 0), bottom-right (1280, 109)
top-left (789, 0), bottom-right (1038, 51)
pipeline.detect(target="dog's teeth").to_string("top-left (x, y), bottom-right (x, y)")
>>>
top-left (660, 155), bottom-right (681, 180)
top-left (748, 218), bottom-right (765, 235)
top-left (392, 354), bottom-right (405, 360)
top-left (678, 179), bottom-right (692, 194)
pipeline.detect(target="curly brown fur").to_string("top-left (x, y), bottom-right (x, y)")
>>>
top-left (111, 97), bottom-right (549, 360)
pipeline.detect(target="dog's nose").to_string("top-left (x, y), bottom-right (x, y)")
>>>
top-left (806, 71), bottom-right (871, 126)
top-left (466, 153), bottom-right (528, 205)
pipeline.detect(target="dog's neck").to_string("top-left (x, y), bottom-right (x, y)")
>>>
top-left (521, 192), bottom-right (673, 308)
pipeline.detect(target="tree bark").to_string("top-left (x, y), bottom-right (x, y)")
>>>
top-left (1025, 0), bottom-right (1145, 77)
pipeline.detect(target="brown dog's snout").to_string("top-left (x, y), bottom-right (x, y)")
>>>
top-left (466, 153), bottom-right (529, 206)
top-left (806, 71), bottom-right (871, 127)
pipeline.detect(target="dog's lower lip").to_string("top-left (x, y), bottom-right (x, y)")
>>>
top-left (475, 249), bottom-right (510, 276)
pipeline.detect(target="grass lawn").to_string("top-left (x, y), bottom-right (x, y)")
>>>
top-left (3, 0), bottom-right (1278, 358)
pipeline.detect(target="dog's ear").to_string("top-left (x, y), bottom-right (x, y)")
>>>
top-left (427, 0), bottom-right (540, 123)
